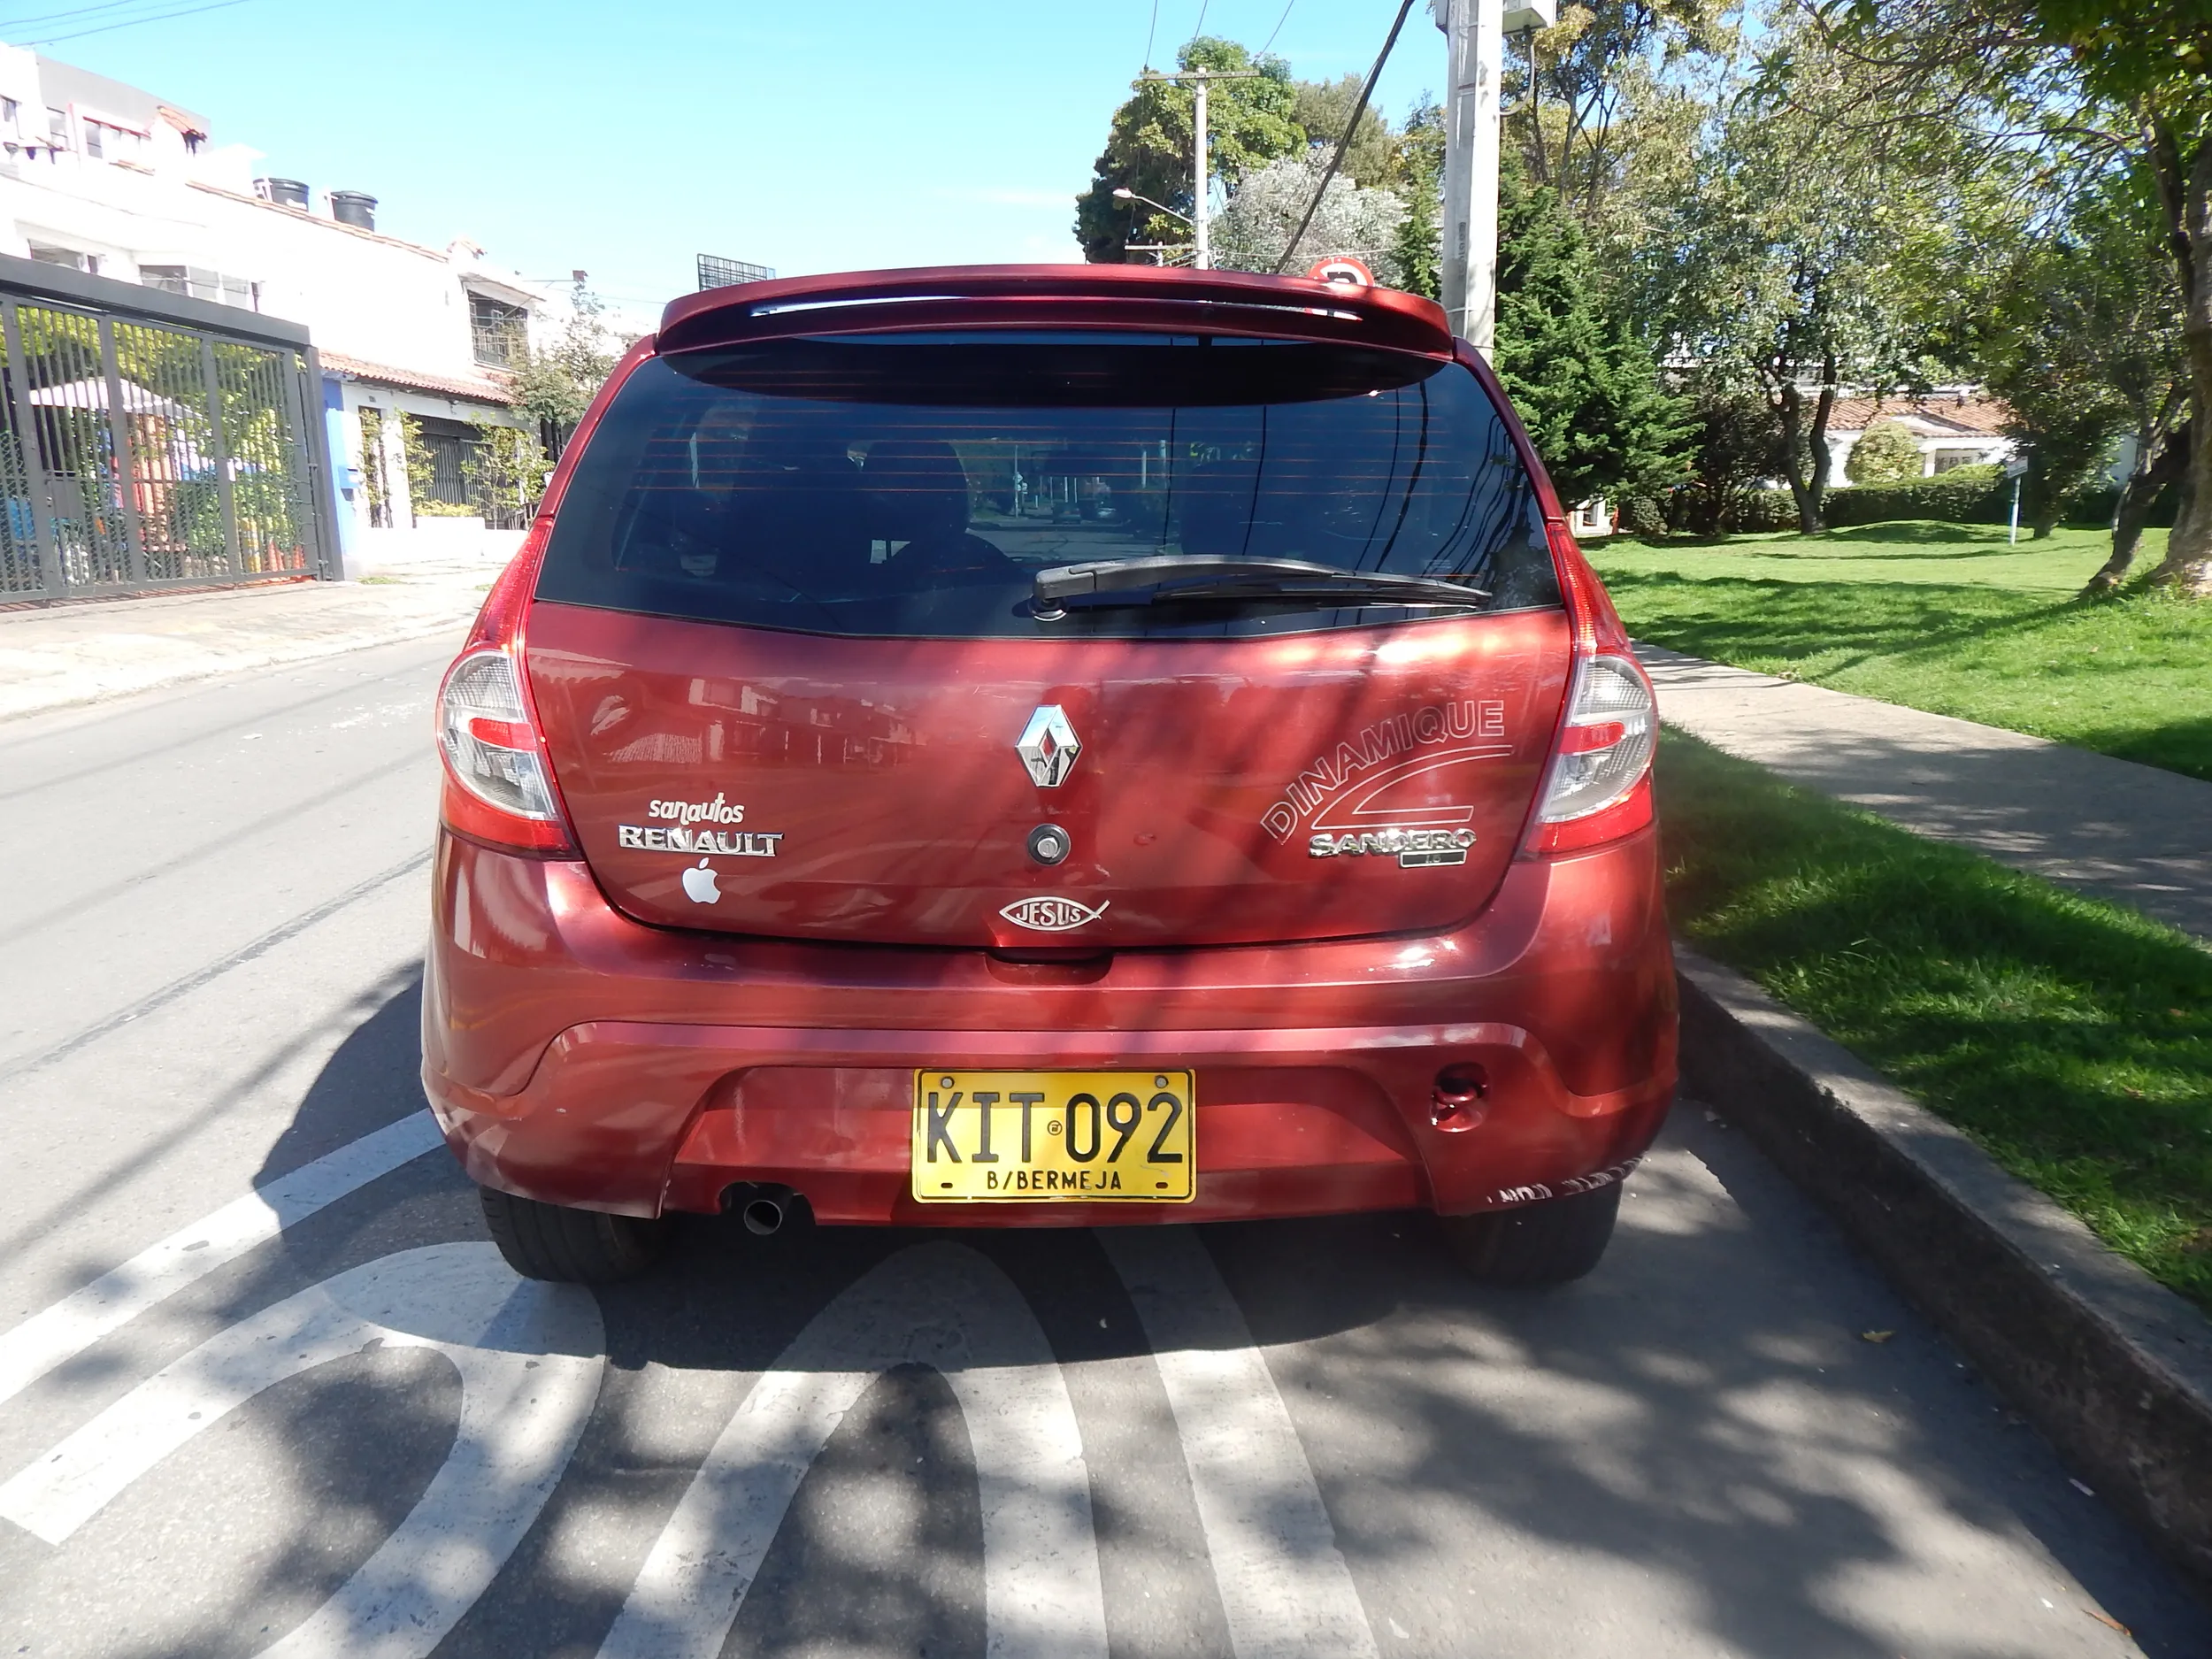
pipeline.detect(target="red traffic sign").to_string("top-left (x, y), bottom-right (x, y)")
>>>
top-left (1305, 257), bottom-right (1374, 288)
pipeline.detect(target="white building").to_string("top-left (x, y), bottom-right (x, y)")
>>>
top-left (0, 41), bottom-right (595, 569)
top-left (1823, 392), bottom-right (2016, 480)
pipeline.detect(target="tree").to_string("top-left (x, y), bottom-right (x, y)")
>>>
top-left (1644, 18), bottom-right (1959, 532)
top-left (1291, 75), bottom-right (1397, 188)
top-left (1845, 420), bottom-right (1921, 482)
top-left (1995, 391), bottom-right (2117, 540)
top-left (1494, 156), bottom-right (1691, 506)
top-left (2093, 419), bottom-right (2191, 592)
top-left (1822, 0), bottom-right (2212, 591)
top-left (1073, 38), bottom-right (1303, 264)
top-left (1669, 381), bottom-right (1783, 534)
top-left (1508, 0), bottom-right (1732, 255)
top-left (1391, 101), bottom-right (1446, 299)
top-left (1210, 154), bottom-right (1407, 283)
top-left (2008, 0), bottom-right (2211, 590)
top-left (511, 280), bottom-right (621, 460)
top-left (1964, 143), bottom-right (2190, 566)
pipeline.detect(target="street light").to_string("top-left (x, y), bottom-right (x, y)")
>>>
top-left (1111, 186), bottom-right (1191, 226)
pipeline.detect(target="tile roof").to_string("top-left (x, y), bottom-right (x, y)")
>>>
top-left (319, 350), bottom-right (514, 405)
top-left (1827, 395), bottom-right (2011, 437)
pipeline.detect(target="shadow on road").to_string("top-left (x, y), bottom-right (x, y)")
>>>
top-left (253, 970), bottom-right (432, 1189)
top-left (72, 977), bottom-right (2198, 1658)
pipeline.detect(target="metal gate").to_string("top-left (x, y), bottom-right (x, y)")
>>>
top-left (0, 254), bottom-right (333, 601)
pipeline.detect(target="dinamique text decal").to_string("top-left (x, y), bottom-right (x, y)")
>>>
top-left (1261, 699), bottom-right (1508, 844)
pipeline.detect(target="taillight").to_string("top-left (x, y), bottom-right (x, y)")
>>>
top-left (433, 529), bottom-right (577, 856)
top-left (440, 650), bottom-right (558, 815)
top-left (1530, 653), bottom-right (1657, 854)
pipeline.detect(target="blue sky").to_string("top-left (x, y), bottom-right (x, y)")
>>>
top-left (19, 0), bottom-right (1446, 317)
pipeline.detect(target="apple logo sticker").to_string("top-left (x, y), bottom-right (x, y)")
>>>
top-left (680, 859), bottom-right (720, 904)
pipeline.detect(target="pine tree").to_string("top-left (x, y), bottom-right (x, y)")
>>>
top-left (1389, 103), bottom-right (1445, 300)
top-left (1493, 156), bottom-right (1688, 509)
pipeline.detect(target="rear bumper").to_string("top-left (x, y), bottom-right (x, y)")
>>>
top-left (422, 827), bottom-right (1678, 1225)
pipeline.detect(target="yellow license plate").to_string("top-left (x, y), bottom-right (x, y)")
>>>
top-left (911, 1071), bottom-right (1195, 1202)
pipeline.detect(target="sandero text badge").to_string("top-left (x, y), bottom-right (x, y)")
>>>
top-left (999, 895), bottom-right (1110, 933)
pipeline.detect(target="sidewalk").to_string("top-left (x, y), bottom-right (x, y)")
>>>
top-left (0, 560), bottom-right (495, 723)
top-left (1640, 644), bottom-right (2212, 944)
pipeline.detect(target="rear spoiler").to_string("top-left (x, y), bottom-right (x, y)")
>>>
top-left (656, 264), bottom-right (1456, 359)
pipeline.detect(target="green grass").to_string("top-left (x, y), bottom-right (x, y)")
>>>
top-left (1595, 519), bottom-right (2147, 592)
top-left (1659, 731), bottom-right (2212, 1313)
top-left (1589, 523), bottom-right (2212, 784)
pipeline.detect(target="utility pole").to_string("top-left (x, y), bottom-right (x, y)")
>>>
top-left (1432, 0), bottom-right (1552, 356)
top-left (1133, 67), bottom-right (1265, 272)
top-left (1193, 73), bottom-right (1210, 269)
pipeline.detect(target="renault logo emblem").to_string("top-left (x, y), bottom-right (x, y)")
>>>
top-left (1015, 704), bottom-right (1081, 787)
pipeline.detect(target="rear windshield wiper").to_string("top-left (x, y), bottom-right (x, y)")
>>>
top-left (1033, 556), bottom-right (1490, 616)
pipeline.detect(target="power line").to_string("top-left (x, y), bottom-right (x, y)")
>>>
top-left (1187, 0), bottom-right (1208, 47)
top-left (0, 0), bottom-right (167, 35)
top-left (25, 0), bottom-right (248, 44)
top-left (1141, 0), bottom-right (1158, 68)
top-left (1272, 0), bottom-right (1416, 274)
top-left (1258, 0), bottom-right (1295, 54)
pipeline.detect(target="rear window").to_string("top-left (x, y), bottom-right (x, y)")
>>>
top-left (535, 331), bottom-right (1560, 639)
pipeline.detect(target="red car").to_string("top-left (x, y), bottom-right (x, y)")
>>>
top-left (422, 265), bottom-right (1674, 1286)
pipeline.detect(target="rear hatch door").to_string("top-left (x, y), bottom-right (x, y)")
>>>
top-left (529, 605), bottom-right (1570, 948)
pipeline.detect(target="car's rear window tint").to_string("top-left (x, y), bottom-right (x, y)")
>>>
top-left (535, 332), bottom-right (1559, 639)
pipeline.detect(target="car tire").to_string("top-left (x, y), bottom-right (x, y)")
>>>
top-left (1441, 1183), bottom-right (1623, 1286)
top-left (479, 1185), bottom-right (672, 1283)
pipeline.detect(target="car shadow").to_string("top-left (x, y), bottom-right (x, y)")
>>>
top-left (253, 967), bottom-right (433, 1189)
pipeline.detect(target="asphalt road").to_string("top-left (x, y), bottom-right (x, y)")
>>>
top-left (1, 637), bottom-right (2207, 1659)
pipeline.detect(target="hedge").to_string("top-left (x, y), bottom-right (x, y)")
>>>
top-left (1623, 487), bottom-right (1797, 537)
top-left (1734, 490), bottom-right (1801, 533)
top-left (2058, 481), bottom-right (2177, 530)
top-left (1821, 465), bottom-right (2008, 527)
top-left (1825, 468), bottom-right (2173, 532)
top-left (1619, 462), bottom-right (2171, 540)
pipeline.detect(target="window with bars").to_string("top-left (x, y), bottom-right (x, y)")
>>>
top-left (412, 415), bottom-right (480, 509)
top-left (468, 291), bottom-right (529, 368)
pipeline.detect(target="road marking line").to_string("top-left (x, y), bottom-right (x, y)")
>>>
top-left (0, 1110), bottom-right (443, 1409)
top-left (0, 1243), bottom-right (602, 1659)
top-left (1098, 1228), bottom-right (1380, 1659)
top-left (601, 1242), bottom-right (1107, 1659)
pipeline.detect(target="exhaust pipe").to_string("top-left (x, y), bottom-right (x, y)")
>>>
top-left (722, 1181), bottom-right (806, 1236)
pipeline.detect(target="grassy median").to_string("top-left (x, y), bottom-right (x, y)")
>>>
top-left (1657, 730), bottom-right (2212, 1313)
top-left (1592, 524), bottom-right (2212, 784)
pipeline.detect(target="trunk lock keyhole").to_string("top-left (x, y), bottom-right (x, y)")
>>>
top-left (1027, 824), bottom-right (1071, 866)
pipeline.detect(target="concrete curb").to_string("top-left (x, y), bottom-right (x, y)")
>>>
top-left (1675, 948), bottom-right (2212, 1596)
top-left (0, 614), bottom-right (469, 724)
